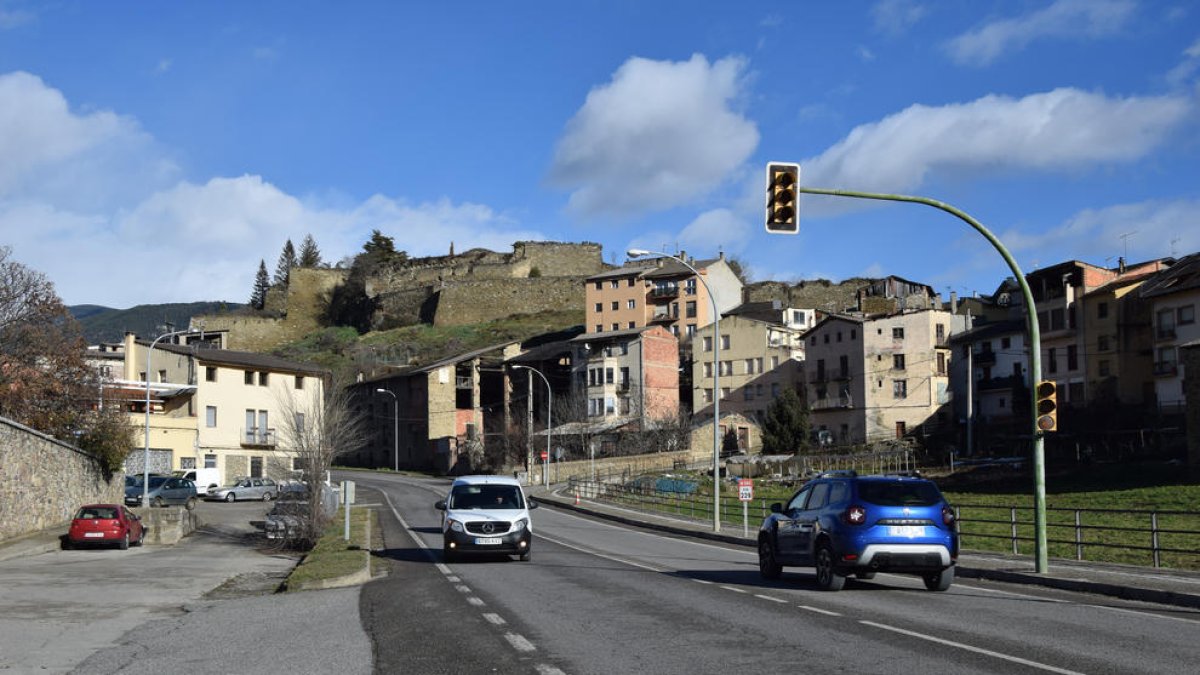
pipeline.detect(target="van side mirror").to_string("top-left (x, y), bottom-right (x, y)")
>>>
top-left (434, 500), bottom-right (447, 511)
top-left (769, 502), bottom-right (783, 514)
top-left (528, 499), bottom-right (539, 509)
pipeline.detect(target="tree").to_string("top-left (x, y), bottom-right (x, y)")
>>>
top-left (272, 374), bottom-right (369, 549)
top-left (0, 247), bottom-right (135, 472)
top-left (274, 240), bottom-right (297, 286)
top-left (761, 387), bottom-right (810, 455)
top-left (250, 260), bottom-right (270, 310)
top-left (298, 234), bottom-right (323, 268)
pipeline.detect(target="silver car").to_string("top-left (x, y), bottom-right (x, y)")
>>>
top-left (206, 477), bottom-right (278, 502)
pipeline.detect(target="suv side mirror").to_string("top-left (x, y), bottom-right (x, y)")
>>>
top-left (434, 500), bottom-right (447, 511)
top-left (769, 502), bottom-right (783, 514)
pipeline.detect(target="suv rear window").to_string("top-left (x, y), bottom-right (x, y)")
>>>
top-left (857, 481), bottom-right (942, 506)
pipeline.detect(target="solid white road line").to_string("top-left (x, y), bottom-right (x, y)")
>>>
top-left (859, 620), bottom-right (1086, 675)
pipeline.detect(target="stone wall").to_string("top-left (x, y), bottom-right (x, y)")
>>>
top-left (196, 267), bottom-right (347, 351)
top-left (0, 417), bottom-right (123, 541)
top-left (743, 279), bottom-right (871, 314)
top-left (431, 277), bottom-right (589, 327)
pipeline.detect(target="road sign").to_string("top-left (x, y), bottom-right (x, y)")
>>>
top-left (737, 478), bottom-right (753, 502)
top-left (540, 450), bottom-right (548, 460)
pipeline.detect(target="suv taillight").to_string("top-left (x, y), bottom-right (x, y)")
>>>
top-left (843, 505), bottom-right (867, 525)
top-left (942, 505), bottom-right (955, 526)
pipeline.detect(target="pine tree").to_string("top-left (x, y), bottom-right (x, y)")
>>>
top-left (274, 240), bottom-right (296, 286)
top-left (298, 234), bottom-right (322, 268)
top-left (250, 260), bottom-right (270, 310)
top-left (761, 387), bottom-right (810, 454)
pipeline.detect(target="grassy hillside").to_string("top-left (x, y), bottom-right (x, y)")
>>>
top-left (70, 301), bottom-right (243, 344)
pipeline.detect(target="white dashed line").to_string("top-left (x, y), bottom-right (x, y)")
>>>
top-left (721, 585), bottom-right (748, 593)
top-left (504, 633), bottom-right (537, 652)
top-left (755, 594), bottom-right (788, 603)
top-left (535, 665), bottom-right (567, 675)
top-left (467, 597), bottom-right (484, 607)
top-left (455, 584), bottom-right (471, 593)
top-left (692, 578), bottom-right (714, 585)
top-left (797, 605), bottom-right (842, 617)
top-left (446, 575), bottom-right (461, 582)
top-left (482, 613), bottom-right (507, 626)
top-left (860, 621), bottom-right (1085, 674)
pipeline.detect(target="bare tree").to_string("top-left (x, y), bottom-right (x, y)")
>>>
top-left (271, 374), bottom-right (369, 549)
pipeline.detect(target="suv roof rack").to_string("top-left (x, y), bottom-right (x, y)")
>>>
top-left (815, 470), bottom-right (857, 478)
top-left (878, 470), bottom-right (923, 478)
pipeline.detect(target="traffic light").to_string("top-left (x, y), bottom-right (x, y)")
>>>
top-left (765, 162), bottom-right (800, 234)
top-left (1035, 380), bottom-right (1058, 432)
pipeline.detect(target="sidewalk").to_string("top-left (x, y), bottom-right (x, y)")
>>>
top-left (529, 483), bottom-right (1200, 610)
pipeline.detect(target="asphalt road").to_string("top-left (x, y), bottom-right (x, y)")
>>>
top-left (358, 473), bottom-right (1200, 675)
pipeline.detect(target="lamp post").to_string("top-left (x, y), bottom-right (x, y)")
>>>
top-left (375, 388), bottom-right (399, 472)
top-left (512, 365), bottom-right (552, 488)
top-left (142, 328), bottom-right (196, 507)
top-left (627, 249), bottom-right (722, 533)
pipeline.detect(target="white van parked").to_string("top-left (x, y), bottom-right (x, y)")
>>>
top-left (173, 468), bottom-right (221, 495)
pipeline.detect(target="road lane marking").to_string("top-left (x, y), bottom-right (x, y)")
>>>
top-left (483, 613), bottom-right (506, 626)
top-left (536, 532), bottom-right (665, 573)
top-left (797, 605), bottom-right (842, 617)
top-left (535, 665), bottom-right (566, 675)
top-left (692, 578), bottom-right (714, 585)
top-left (455, 584), bottom-right (471, 593)
top-left (467, 597), bottom-right (485, 607)
top-left (721, 585), bottom-right (748, 593)
top-left (755, 594), bottom-right (788, 603)
top-left (859, 620), bottom-right (1085, 675)
top-left (505, 633), bottom-right (537, 652)
top-left (446, 575), bottom-right (461, 582)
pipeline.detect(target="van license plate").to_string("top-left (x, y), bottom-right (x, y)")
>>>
top-left (475, 537), bottom-right (502, 545)
top-left (888, 526), bottom-right (925, 538)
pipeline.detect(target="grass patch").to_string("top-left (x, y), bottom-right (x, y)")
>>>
top-left (285, 505), bottom-right (379, 590)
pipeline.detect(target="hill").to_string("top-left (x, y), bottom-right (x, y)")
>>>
top-left (70, 302), bottom-right (243, 344)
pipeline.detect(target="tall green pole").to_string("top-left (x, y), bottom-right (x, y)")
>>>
top-left (797, 186), bottom-right (1048, 573)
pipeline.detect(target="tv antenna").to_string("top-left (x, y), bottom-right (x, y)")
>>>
top-left (1119, 231), bottom-right (1136, 260)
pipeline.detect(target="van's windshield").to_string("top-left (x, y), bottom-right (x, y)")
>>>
top-left (448, 485), bottom-right (524, 510)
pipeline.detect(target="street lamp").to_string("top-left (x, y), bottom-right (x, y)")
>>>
top-left (375, 388), bottom-right (399, 472)
top-left (142, 328), bottom-right (197, 507)
top-left (512, 365), bottom-right (552, 488)
top-left (627, 248), bottom-right (722, 533)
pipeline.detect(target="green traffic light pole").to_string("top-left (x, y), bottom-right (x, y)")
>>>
top-left (795, 186), bottom-right (1048, 574)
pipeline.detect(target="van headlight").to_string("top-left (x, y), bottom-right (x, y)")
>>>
top-left (513, 518), bottom-right (529, 532)
top-left (447, 518), bottom-right (464, 533)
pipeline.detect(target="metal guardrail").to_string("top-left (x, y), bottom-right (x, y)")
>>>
top-left (566, 477), bottom-right (1200, 570)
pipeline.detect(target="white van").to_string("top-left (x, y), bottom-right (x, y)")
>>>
top-left (173, 468), bottom-right (221, 495)
top-left (434, 475), bottom-right (537, 562)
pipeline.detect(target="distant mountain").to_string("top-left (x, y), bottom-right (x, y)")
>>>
top-left (70, 302), bottom-right (243, 345)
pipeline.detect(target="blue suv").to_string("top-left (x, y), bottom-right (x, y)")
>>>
top-left (757, 471), bottom-right (958, 591)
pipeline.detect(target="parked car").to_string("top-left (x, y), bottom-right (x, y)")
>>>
top-left (172, 468), bottom-right (221, 495)
top-left (206, 477), bottom-right (278, 502)
top-left (65, 504), bottom-right (146, 550)
top-left (757, 470), bottom-right (958, 591)
top-left (434, 475), bottom-right (537, 562)
top-left (125, 475), bottom-right (198, 509)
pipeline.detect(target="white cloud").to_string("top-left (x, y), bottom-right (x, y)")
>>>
top-left (547, 54), bottom-right (759, 218)
top-left (946, 0), bottom-right (1135, 66)
top-left (1166, 37), bottom-right (1200, 88)
top-left (871, 0), bottom-right (927, 37)
top-left (1001, 198), bottom-right (1200, 261)
top-left (675, 209), bottom-right (751, 257)
top-left (802, 87), bottom-right (1190, 212)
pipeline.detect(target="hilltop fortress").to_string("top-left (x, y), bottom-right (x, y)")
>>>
top-left (196, 241), bottom-right (606, 351)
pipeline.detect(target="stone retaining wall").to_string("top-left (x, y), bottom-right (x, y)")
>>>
top-left (0, 417), bottom-right (123, 541)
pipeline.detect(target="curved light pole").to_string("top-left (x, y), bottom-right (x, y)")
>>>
top-left (375, 388), bottom-right (399, 472)
top-left (512, 365), bottom-right (552, 488)
top-left (142, 328), bottom-right (196, 507)
top-left (628, 249), bottom-right (722, 533)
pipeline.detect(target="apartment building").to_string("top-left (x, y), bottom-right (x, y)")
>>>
top-left (1139, 253), bottom-right (1200, 413)
top-left (569, 325), bottom-right (679, 423)
top-left (583, 253), bottom-right (743, 341)
top-left (804, 309), bottom-right (953, 445)
top-left (949, 320), bottom-right (1028, 445)
top-left (116, 332), bottom-right (328, 482)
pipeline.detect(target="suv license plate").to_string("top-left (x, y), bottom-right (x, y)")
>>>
top-left (888, 526), bottom-right (926, 538)
top-left (474, 537), bottom-right (502, 545)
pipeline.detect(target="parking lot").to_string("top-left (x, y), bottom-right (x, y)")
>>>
top-left (0, 500), bottom-right (299, 673)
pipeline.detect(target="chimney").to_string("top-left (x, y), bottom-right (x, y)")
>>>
top-left (950, 291), bottom-right (958, 314)
top-left (1118, 256), bottom-right (1126, 274)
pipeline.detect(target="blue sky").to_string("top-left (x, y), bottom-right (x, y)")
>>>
top-left (1, 0), bottom-right (1197, 309)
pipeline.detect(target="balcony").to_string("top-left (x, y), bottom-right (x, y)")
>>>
top-left (241, 428), bottom-right (277, 448)
top-left (1156, 327), bottom-right (1177, 342)
top-left (650, 283), bottom-right (679, 299)
top-left (1154, 362), bottom-right (1179, 377)
top-left (976, 375), bottom-right (1021, 392)
top-left (649, 311), bottom-right (675, 323)
top-left (973, 350), bottom-right (997, 366)
top-left (811, 395), bottom-right (853, 411)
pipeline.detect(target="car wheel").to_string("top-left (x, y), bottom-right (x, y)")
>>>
top-left (119, 532), bottom-right (130, 550)
top-left (152, 496), bottom-right (164, 508)
top-left (185, 497), bottom-right (197, 511)
top-left (135, 528), bottom-right (146, 546)
top-left (758, 539), bottom-right (782, 580)
top-left (923, 566), bottom-right (954, 592)
top-left (262, 492), bottom-right (273, 501)
top-left (225, 493), bottom-right (236, 502)
top-left (855, 572), bottom-right (877, 580)
top-left (814, 542), bottom-right (845, 592)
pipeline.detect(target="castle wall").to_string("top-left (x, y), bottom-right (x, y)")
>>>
top-left (432, 277), bottom-right (588, 327)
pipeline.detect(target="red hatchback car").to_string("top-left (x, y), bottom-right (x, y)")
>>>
top-left (65, 504), bottom-right (146, 550)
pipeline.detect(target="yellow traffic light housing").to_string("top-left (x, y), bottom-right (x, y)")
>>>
top-left (765, 162), bottom-right (800, 234)
top-left (1035, 380), bottom-right (1058, 432)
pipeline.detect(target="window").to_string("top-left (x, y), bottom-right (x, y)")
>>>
top-left (588, 398), bottom-right (602, 416)
top-left (793, 310), bottom-right (805, 324)
top-left (610, 280), bottom-right (619, 289)
top-left (685, 279), bottom-right (697, 295)
top-left (605, 397), bottom-right (616, 414)
top-left (157, 369), bottom-right (166, 383)
top-left (206, 366), bottom-right (217, 382)
top-left (850, 329), bottom-right (856, 340)
top-left (999, 398), bottom-right (1006, 409)
top-left (605, 367), bottom-right (614, 384)
top-left (686, 324), bottom-right (696, 337)
top-left (611, 323), bottom-right (619, 331)
top-left (703, 362), bottom-right (713, 378)
top-left (594, 281), bottom-right (602, 290)
top-left (204, 454), bottom-right (217, 469)
top-left (628, 321), bottom-right (636, 329)
top-left (1047, 348), bottom-right (1057, 374)
top-left (670, 325), bottom-right (679, 336)
top-left (1098, 302), bottom-right (1109, 319)
top-left (745, 358), bottom-right (755, 374)
top-left (839, 355), bottom-right (848, 378)
top-left (686, 301), bottom-right (697, 318)
top-left (1180, 305), bottom-right (1196, 325)
top-left (627, 299), bottom-right (636, 309)
top-left (743, 388), bottom-right (753, 401)
top-left (824, 334), bottom-right (829, 344)
top-left (720, 387), bottom-right (729, 399)
top-left (893, 354), bottom-right (906, 370)
top-left (1099, 360), bottom-right (1111, 377)
top-left (703, 389), bottom-right (713, 403)
top-left (1067, 345), bottom-right (1078, 371)
top-left (628, 278), bottom-right (635, 287)
top-left (206, 406), bottom-right (217, 428)
top-left (771, 383), bottom-right (780, 397)
top-left (756, 383), bottom-right (764, 397)
top-left (756, 357), bottom-right (764, 373)
top-left (1001, 337), bottom-right (1011, 349)
top-left (594, 302), bottom-right (602, 312)
top-left (295, 375), bottom-right (304, 390)
top-left (180, 457), bottom-right (196, 470)
top-left (258, 372), bottom-right (269, 386)
top-left (245, 370), bottom-right (254, 385)
top-left (611, 301), bottom-right (619, 311)
top-left (704, 336), bottom-right (713, 352)
top-left (836, 331), bottom-right (842, 343)
top-left (1098, 335), bottom-right (1110, 352)
top-left (619, 367), bottom-right (629, 385)
top-left (595, 324), bottom-right (602, 333)
top-left (936, 324), bottom-right (945, 342)
top-left (721, 335), bottom-right (730, 349)
top-left (893, 380), bottom-right (907, 398)
top-left (892, 327), bottom-right (904, 340)
top-left (294, 412), bottom-right (305, 432)
top-left (937, 352), bottom-right (946, 375)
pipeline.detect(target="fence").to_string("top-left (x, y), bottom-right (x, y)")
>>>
top-left (566, 476), bottom-right (1200, 570)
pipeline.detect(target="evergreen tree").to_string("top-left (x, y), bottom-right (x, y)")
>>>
top-left (250, 260), bottom-right (270, 310)
top-left (274, 239), bottom-right (296, 286)
top-left (298, 234), bottom-right (322, 268)
top-left (761, 387), bottom-right (810, 454)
